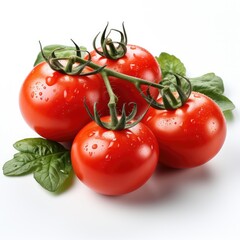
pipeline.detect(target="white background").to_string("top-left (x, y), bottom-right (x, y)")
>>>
top-left (0, 0), bottom-right (240, 239)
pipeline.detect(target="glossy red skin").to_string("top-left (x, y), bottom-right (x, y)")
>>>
top-left (71, 117), bottom-right (159, 195)
top-left (142, 92), bottom-right (227, 168)
top-left (19, 62), bottom-right (108, 142)
top-left (88, 44), bottom-right (162, 117)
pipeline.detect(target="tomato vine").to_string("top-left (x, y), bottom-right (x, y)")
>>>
top-left (2, 23), bottom-right (234, 194)
top-left (40, 39), bottom-right (192, 130)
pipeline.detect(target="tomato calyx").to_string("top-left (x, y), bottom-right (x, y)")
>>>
top-left (93, 22), bottom-right (128, 60)
top-left (84, 70), bottom-right (146, 130)
top-left (39, 40), bottom-right (106, 76)
top-left (40, 40), bottom-right (192, 126)
top-left (85, 101), bottom-right (144, 130)
top-left (40, 40), bottom-right (192, 111)
top-left (140, 73), bottom-right (192, 110)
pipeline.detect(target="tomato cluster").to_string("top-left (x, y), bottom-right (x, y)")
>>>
top-left (19, 26), bottom-right (227, 196)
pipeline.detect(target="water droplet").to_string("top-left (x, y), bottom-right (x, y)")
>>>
top-left (190, 119), bottom-right (196, 124)
top-left (88, 132), bottom-right (95, 137)
top-left (108, 141), bottom-right (114, 148)
top-left (45, 97), bottom-right (49, 102)
top-left (92, 144), bottom-right (98, 149)
top-left (46, 76), bottom-right (56, 86)
top-left (130, 63), bottom-right (135, 69)
top-left (39, 92), bottom-right (43, 96)
top-left (74, 88), bottom-right (80, 94)
top-left (63, 90), bottom-right (68, 98)
top-left (63, 90), bottom-right (74, 102)
top-left (89, 152), bottom-right (93, 156)
top-left (31, 91), bottom-right (35, 98)
top-left (193, 93), bottom-right (201, 98)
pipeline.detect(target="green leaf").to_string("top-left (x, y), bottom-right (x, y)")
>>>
top-left (14, 138), bottom-right (67, 156)
top-left (3, 153), bottom-right (40, 176)
top-left (3, 138), bottom-right (72, 192)
top-left (34, 152), bottom-right (72, 192)
top-left (34, 44), bottom-right (87, 66)
top-left (189, 73), bottom-right (224, 95)
top-left (156, 51), bottom-right (235, 114)
top-left (156, 52), bottom-right (186, 78)
top-left (201, 90), bottom-right (235, 112)
top-left (188, 73), bottom-right (235, 112)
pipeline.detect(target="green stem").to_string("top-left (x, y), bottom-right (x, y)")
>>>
top-left (49, 55), bottom-right (191, 110)
top-left (72, 56), bottom-right (164, 90)
top-left (106, 38), bottom-right (119, 56)
top-left (100, 71), bottom-right (119, 127)
top-left (64, 57), bottom-right (74, 72)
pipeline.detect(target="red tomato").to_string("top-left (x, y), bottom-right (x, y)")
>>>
top-left (88, 44), bottom-right (162, 116)
top-left (19, 61), bottom-right (108, 142)
top-left (71, 117), bottom-right (159, 195)
top-left (142, 92), bottom-right (227, 168)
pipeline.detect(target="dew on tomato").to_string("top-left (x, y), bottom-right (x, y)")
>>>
top-left (46, 76), bottom-right (57, 86)
top-left (142, 92), bottom-right (227, 168)
top-left (71, 118), bottom-right (159, 195)
top-left (19, 61), bottom-right (109, 142)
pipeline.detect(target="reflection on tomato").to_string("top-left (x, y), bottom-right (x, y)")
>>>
top-left (71, 117), bottom-right (159, 195)
top-left (19, 62), bottom-right (108, 142)
top-left (143, 92), bottom-right (227, 168)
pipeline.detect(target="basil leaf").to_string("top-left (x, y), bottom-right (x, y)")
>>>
top-left (14, 138), bottom-right (67, 156)
top-left (156, 52), bottom-right (186, 78)
top-left (156, 51), bottom-right (235, 114)
top-left (200, 90), bottom-right (235, 112)
top-left (188, 73), bottom-right (235, 111)
top-left (3, 153), bottom-right (40, 176)
top-left (3, 138), bottom-right (72, 192)
top-left (34, 44), bottom-right (87, 66)
top-left (189, 73), bottom-right (224, 95)
top-left (34, 151), bottom-right (71, 192)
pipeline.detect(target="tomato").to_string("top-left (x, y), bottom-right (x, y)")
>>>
top-left (88, 44), bottom-right (162, 116)
top-left (142, 92), bottom-right (227, 168)
top-left (71, 117), bottom-right (159, 195)
top-left (19, 61), bottom-right (108, 142)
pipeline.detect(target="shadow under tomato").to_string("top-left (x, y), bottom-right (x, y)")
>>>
top-left (106, 163), bottom-right (213, 205)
